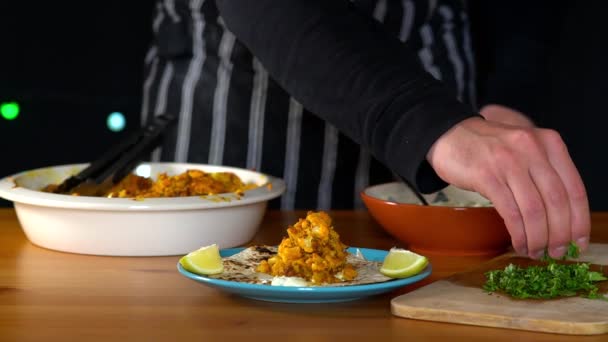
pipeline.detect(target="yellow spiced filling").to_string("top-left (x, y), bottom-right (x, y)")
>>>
top-left (42, 169), bottom-right (256, 198)
top-left (256, 211), bottom-right (357, 284)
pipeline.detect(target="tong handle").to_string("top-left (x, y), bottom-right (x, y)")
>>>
top-left (53, 113), bottom-right (177, 194)
top-left (93, 113), bottom-right (176, 184)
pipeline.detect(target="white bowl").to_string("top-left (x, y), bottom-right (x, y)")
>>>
top-left (0, 163), bottom-right (285, 256)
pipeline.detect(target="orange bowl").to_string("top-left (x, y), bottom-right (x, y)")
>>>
top-left (361, 182), bottom-right (511, 256)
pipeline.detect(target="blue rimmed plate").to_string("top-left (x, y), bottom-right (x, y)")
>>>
top-left (177, 247), bottom-right (432, 303)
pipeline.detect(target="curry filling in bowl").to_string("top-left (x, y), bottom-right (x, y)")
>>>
top-left (42, 169), bottom-right (257, 198)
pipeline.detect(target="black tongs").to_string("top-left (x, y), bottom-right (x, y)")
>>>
top-left (52, 113), bottom-right (177, 196)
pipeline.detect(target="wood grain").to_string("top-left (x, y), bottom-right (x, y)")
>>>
top-left (1, 208), bottom-right (608, 341)
top-left (391, 244), bottom-right (608, 335)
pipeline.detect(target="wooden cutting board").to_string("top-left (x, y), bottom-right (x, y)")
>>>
top-left (391, 243), bottom-right (608, 335)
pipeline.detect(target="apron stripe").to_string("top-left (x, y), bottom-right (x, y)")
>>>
top-left (141, 4), bottom-right (165, 127)
top-left (151, 61), bottom-right (174, 162)
top-left (427, 0), bottom-right (438, 19)
top-left (154, 63), bottom-right (175, 119)
top-left (438, 5), bottom-right (465, 101)
top-left (209, 29), bottom-right (236, 165)
top-left (418, 24), bottom-right (442, 80)
top-left (141, 3), bottom-right (165, 126)
top-left (163, 0), bottom-right (181, 23)
top-left (354, 0), bottom-right (398, 209)
top-left (144, 47), bottom-right (159, 68)
top-left (152, 2), bottom-right (166, 34)
top-left (461, 10), bottom-right (477, 108)
top-left (317, 124), bottom-right (339, 210)
top-left (281, 98), bottom-right (303, 210)
top-left (141, 56), bottom-right (159, 125)
top-left (373, 0), bottom-right (388, 21)
top-left (354, 148), bottom-right (371, 209)
top-left (399, 0), bottom-right (416, 42)
top-left (175, 0), bottom-right (206, 162)
top-left (246, 58), bottom-right (269, 170)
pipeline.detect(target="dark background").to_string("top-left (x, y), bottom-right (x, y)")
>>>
top-left (0, 2), bottom-right (155, 208)
top-left (1, 2), bottom-right (606, 209)
top-left (470, 1), bottom-right (607, 212)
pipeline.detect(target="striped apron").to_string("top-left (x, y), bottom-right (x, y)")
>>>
top-left (141, 0), bottom-right (476, 209)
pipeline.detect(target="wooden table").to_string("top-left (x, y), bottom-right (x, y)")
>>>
top-left (1, 208), bottom-right (607, 341)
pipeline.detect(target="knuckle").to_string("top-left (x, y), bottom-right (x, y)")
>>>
top-left (546, 187), bottom-right (568, 209)
top-left (509, 128), bottom-right (537, 148)
top-left (508, 226), bottom-right (526, 246)
top-left (540, 128), bottom-right (565, 147)
top-left (505, 220), bottom-right (527, 253)
top-left (570, 182), bottom-right (588, 203)
top-left (527, 237), bottom-right (548, 254)
top-left (490, 145), bottom-right (517, 167)
top-left (511, 238), bottom-right (527, 253)
top-left (549, 236), bottom-right (571, 250)
top-left (521, 199), bottom-right (545, 223)
top-left (503, 206), bottom-right (523, 225)
top-left (476, 168), bottom-right (499, 189)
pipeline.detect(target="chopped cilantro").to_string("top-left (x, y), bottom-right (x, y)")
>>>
top-left (540, 241), bottom-right (580, 262)
top-left (483, 242), bottom-right (608, 300)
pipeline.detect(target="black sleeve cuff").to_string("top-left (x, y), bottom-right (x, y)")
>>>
top-left (376, 85), bottom-right (480, 193)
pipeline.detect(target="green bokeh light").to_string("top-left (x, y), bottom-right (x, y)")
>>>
top-left (107, 112), bottom-right (126, 132)
top-left (1, 102), bottom-right (20, 120)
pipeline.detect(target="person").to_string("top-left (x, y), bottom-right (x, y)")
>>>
top-left (140, 0), bottom-right (589, 260)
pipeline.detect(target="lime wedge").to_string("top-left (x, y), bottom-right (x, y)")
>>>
top-left (179, 244), bottom-right (224, 275)
top-left (380, 248), bottom-right (428, 278)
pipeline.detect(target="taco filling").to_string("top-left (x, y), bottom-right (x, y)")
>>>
top-left (256, 211), bottom-right (355, 284)
top-left (209, 211), bottom-right (392, 286)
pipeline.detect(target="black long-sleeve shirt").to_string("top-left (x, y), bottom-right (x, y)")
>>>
top-left (215, 0), bottom-right (478, 193)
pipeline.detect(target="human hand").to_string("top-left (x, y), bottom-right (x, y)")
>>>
top-left (479, 104), bottom-right (535, 128)
top-left (426, 116), bottom-right (590, 259)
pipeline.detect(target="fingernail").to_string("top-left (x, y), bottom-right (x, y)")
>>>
top-left (576, 237), bottom-right (589, 248)
top-left (519, 247), bottom-right (528, 256)
top-left (533, 250), bottom-right (545, 260)
top-left (551, 246), bottom-right (566, 258)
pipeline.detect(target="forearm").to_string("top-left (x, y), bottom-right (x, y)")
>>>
top-left (216, 0), bottom-right (477, 192)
